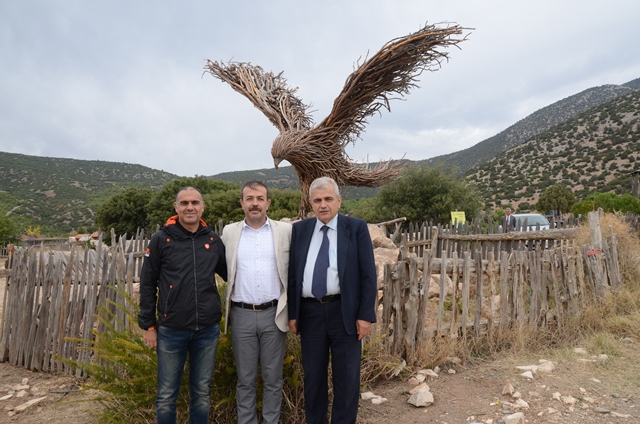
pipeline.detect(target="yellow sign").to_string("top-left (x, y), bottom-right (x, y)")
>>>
top-left (451, 211), bottom-right (466, 225)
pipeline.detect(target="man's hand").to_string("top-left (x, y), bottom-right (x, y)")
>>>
top-left (288, 319), bottom-right (298, 335)
top-left (143, 328), bottom-right (158, 348)
top-left (356, 320), bottom-right (371, 341)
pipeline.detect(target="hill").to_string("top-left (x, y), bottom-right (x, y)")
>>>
top-left (0, 152), bottom-right (177, 233)
top-left (465, 90), bottom-right (640, 210)
top-left (422, 78), bottom-right (640, 173)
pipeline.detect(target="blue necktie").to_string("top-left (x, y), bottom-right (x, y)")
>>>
top-left (312, 225), bottom-right (330, 300)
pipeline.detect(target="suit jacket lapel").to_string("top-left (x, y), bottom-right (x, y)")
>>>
top-left (298, 219), bottom-right (315, 279)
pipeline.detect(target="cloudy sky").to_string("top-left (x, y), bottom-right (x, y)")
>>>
top-left (1, 1), bottom-right (639, 177)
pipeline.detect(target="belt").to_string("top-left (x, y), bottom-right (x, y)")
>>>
top-left (303, 294), bottom-right (341, 304)
top-left (231, 299), bottom-right (278, 311)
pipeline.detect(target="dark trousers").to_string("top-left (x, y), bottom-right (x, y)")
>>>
top-left (299, 298), bottom-right (361, 424)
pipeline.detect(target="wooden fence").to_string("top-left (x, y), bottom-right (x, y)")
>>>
top-left (0, 211), bottom-right (627, 371)
top-left (0, 229), bottom-right (148, 374)
top-left (382, 210), bottom-right (623, 360)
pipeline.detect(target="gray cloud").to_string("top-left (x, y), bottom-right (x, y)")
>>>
top-left (1, 1), bottom-right (639, 177)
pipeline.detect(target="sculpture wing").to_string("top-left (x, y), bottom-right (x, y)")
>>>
top-left (316, 22), bottom-right (469, 148)
top-left (205, 60), bottom-right (313, 132)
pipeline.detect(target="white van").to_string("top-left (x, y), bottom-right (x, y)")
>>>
top-left (512, 213), bottom-right (550, 231)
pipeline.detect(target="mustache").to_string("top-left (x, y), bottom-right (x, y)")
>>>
top-left (249, 206), bottom-right (262, 212)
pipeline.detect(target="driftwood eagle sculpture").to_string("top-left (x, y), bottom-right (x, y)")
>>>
top-left (206, 23), bottom-right (468, 217)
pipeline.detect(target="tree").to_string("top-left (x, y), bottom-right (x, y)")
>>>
top-left (96, 187), bottom-right (154, 245)
top-left (375, 165), bottom-right (482, 224)
top-left (536, 184), bottom-right (576, 216)
top-left (572, 192), bottom-right (640, 217)
top-left (0, 215), bottom-right (20, 245)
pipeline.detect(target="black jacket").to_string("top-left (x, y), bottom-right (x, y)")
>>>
top-left (138, 216), bottom-right (227, 331)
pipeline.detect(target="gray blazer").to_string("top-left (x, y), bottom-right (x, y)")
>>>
top-left (221, 218), bottom-right (292, 332)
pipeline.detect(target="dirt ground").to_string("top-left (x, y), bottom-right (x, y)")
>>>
top-left (1, 269), bottom-right (639, 423)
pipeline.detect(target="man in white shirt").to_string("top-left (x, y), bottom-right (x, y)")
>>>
top-left (221, 181), bottom-right (292, 424)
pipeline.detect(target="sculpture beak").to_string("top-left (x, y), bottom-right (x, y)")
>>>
top-left (273, 158), bottom-right (281, 169)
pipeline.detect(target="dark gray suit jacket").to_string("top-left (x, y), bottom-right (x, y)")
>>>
top-left (287, 214), bottom-right (377, 335)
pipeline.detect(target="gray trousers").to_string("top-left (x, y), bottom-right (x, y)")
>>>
top-left (230, 305), bottom-right (287, 424)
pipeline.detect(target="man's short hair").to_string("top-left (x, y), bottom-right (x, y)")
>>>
top-left (175, 186), bottom-right (204, 203)
top-left (241, 181), bottom-right (270, 200)
top-left (309, 177), bottom-right (340, 199)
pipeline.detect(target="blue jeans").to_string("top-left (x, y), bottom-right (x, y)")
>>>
top-left (156, 323), bottom-right (220, 424)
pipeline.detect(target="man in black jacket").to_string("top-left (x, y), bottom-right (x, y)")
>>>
top-left (138, 186), bottom-right (227, 424)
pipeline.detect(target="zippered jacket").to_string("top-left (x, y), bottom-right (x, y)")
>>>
top-left (138, 215), bottom-right (227, 331)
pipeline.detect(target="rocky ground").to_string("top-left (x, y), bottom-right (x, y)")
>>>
top-left (1, 337), bottom-right (639, 423)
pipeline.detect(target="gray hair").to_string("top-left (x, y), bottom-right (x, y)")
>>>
top-left (309, 177), bottom-right (340, 199)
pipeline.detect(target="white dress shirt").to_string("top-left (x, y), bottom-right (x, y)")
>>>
top-left (231, 219), bottom-right (281, 304)
top-left (302, 216), bottom-right (340, 298)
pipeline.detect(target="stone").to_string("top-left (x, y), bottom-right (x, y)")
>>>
top-left (447, 369), bottom-right (456, 375)
top-left (593, 406), bottom-right (610, 413)
top-left (514, 399), bottom-right (529, 409)
top-left (520, 371), bottom-right (534, 380)
top-left (502, 383), bottom-right (514, 395)
top-left (536, 360), bottom-right (555, 373)
top-left (0, 394), bottom-right (13, 401)
top-left (13, 396), bottom-right (48, 412)
top-left (371, 397), bottom-right (388, 405)
top-left (611, 411), bottom-right (631, 418)
top-left (503, 411), bottom-right (525, 424)
top-left (407, 377), bottom-right (421, 386)
top-left (21, 378), bottom-right (28, 385)
top-left (373, 247), bottom-right (400, 288)
top-left (515, 364), bottom-right (538, 373)
top-left (407, 388), bottom-right (434, 407)
top-left (417, 369), bottom-right (439, 378)
top-left (573, 347), bottom-right (588, 355)
top-left (428, 274), bottom-right (454, 298)
top-left (561, 395), bottom-right (577, 405)
top-left (409, 383), bottom-right (430, 395)
top-left (15, 390), bottom-right (27, 398)
top-left (368, 225), bottom-right (397, 249)
top-left (512, 391), bottom-right (521, 399)
top-left (360, 391), bottom-right (377, 400)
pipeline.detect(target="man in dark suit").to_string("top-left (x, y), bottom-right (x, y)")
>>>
top-left (288, 176), bottom-right (378, 424)
top-left (502, 207), bottom-right (516, 232)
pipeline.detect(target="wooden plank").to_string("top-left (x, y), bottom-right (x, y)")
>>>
top-left (392, 261), bottom-right (404, 356)
top-left (566, 247), bottom-right (579, 314)
top-left (473, 251), bottom-right (483, 336)
top-left (449, 251), bottom-right (460, 337)
top-left (436, 251), bottom-right (448, 335)
top-left (404, 257), bottom-right (419, 355)
top-left (25, 247), bottom-right (46, 370)
top-left (382, 264), bottom-right (392, 353)
top-left (461, 252), bottom-right (471, 339)
top-left (514, 251), bottom-right (526, 323)
top-left (499, 251), bottom-right (510, 328)
top-left (486, 251), bottom-right (496, 335)
top-left (415, 250), bottom-right (432, 354)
